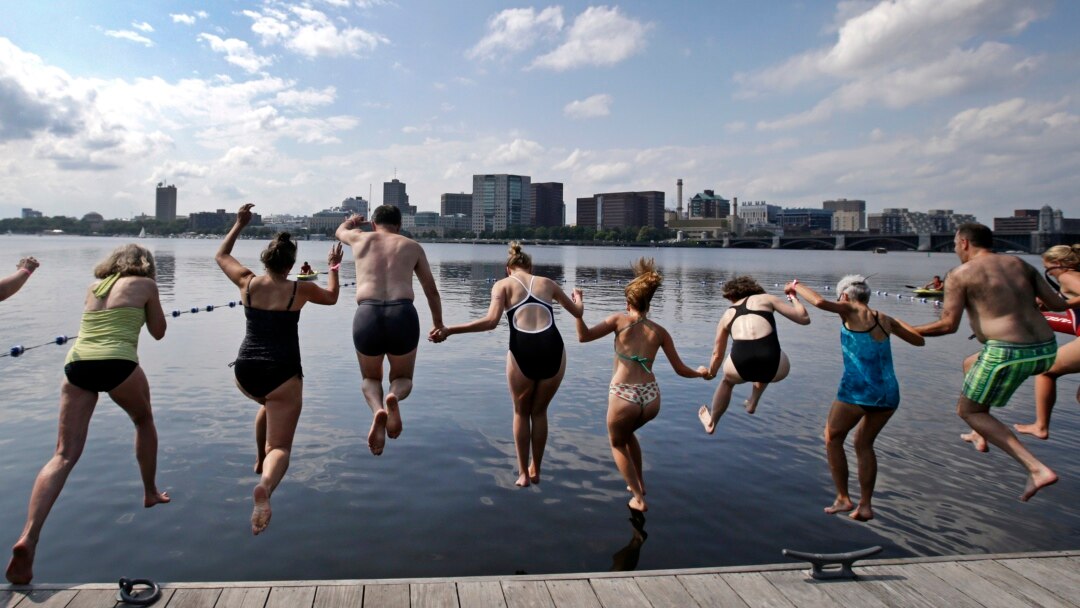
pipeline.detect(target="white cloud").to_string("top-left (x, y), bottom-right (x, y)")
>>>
top-left (195, 10), bottom-right (209, 19)
top-left (131, 21), bottom-right (154, 33)
top-left (563, 94), bottom-right (613, 119)
top-left (724, 121), bottom-right (747, 133)
top-left (467, 7), bottom-right (564, 61)
top-left (104, 30), bottom-right (154, 47)
top-left (402, 124), bottom-right (431, 134)
top-left (582, 161), bottom-right (632, 183)
top-left (273, 86), bottom-right (336, 110)
top-left (529, 6), bottom-right (649, 71)
top-left (242, 6), bottom-right (388, 59)
top-left (198, 34), bottom-right (274, 74)
top-left (170, 13), bottom-right (196, 25)
top-left (220, 146), bottom-right (265, 167)
top-left (486, 138), bottom-right (543, 165)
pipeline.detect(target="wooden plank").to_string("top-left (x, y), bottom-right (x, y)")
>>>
top-left (457, 581), bottom-right (506, 608)
top-left (722, 572), bottom-right (795, 608)
top-left (842, 566), bottom-right (934, 608)
top-left (677, 574), bottom-right (750, 608)
top-left (0, 590), bottom-right (27, 608)
top-left (633, 575), bottom-right (700, 608)
top-left (501, 580), bottom-right (554, 608)
top-left (544, 580), bottom-right (600, 608)
top-left (960, 560), bottom-right (1075, 608)
top-left (762, 570), bottom-right (841, 608)
top-left (807, 578), bottom-right (891, 608)
top-left (1030, 557), bottom-right (1080, 587)
top-left (880, 564), bottom-right (985, 608)
top-left (588, 578), bottom-right (649, 608)
top-left (1000, 557), bottom-right (1080, 597)
top-left (14, 590), bottom-right (78, 608)
top-left (411, 582), bottom-right (458, 608)
top-left (917, 561), bottom-right (1038, 608)
top-left (216, 587), bottom-right (271, 608)
top-left (266, 586), bottom-right (316, 608)
top-left (64, 588), bottom-right (120, 608)
top-left (362, 584), bottom-right (409, 608)
top-left (313, 585), bottom-right (364, 608)
top-left (168, 588), bottom-right (223, 608)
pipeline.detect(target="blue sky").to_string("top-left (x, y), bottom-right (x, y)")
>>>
top-left (2, 0), bottom-right (1078, 223)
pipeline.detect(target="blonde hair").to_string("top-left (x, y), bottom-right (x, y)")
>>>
top-left (506, 241), bottom-right (531, 270)
top-left (1043, 244), bottom-right (1080, 270)
top-left (94, 244), bottom-right (156, 279)
top-left (625, 257), bottom-right (662, 313)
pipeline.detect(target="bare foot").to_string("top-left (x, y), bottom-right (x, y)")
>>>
top-left (744, 399), bottom-right (758, 415)
top-left (698, 405), bottom-right (716, 434)
top-left (1013, 423), bottom-right (1049, 440)
top-left (850, 505), bottom-right (874, 522)
top-left (961, 431), bottom-right (988, 452)
top-left (628, 496), bottom-right (648, 512)
top-left (626, 485), bottom-right (647, 496)
top-left (528, 465), bottom-right (540, 484)
top-left (251, 485), bottom-right (271, 535)
top-left (515, 473), bottom-right (530, 487)
top-left (385, 393), bottom-right (402, 439)
top-left (824, 499), bottom-right (855, 515)
top-left (368, 409), bottom-right (388, 456)
top-left (1020, 468), bottom-right (1058, 502)
top-left (144, 490), bottom-right (171, 508)
top-left (5, 540), bottom-right (34, 585)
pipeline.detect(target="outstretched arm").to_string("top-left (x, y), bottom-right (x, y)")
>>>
top-left (770, 293), bottom-right (810, 325)
top-left (913, 279), bottom-right (964, 336)
top-left (144, 281), bottom-right (167, 341)
top-left (0, 257), bottom-right (38, 301)
top-left (436, 283), bottom-right (504, 341)
top-left (575, 303), bottom-right (618, 343)
top-left (707, 316), bottom-right (731, 379)
top-left (551, 284), bottom-right (584, 318)
top-left (215, 204), bottom-right (256, 288)
top-left (788, 281), bottom-right (846, 315)
top-left (302, 242), bottom-right (343, 306)
top-left (335, 214), bottom-right (368, 244)
top-left (414, 247), bottom-right (444, 331)
top-left (886, 314), bottom-right (925, 347)
top-left (659, 325), bottom-right (708, 378)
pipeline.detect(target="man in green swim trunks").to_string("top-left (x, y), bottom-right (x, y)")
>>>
top-left (915, 223), bottom-right (1069, 502)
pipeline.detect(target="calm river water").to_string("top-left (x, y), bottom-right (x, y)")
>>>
top-left (1, 235), bottom-right (1077, 583)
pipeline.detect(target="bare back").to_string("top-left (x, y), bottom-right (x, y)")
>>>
top-left (85, 276), bottom-right (156, 311)
top-left (610, 314), bottom-right (664, 384)
top-left (950, 254), bottom-right (1054, 343)
top-left (348, 232), bottom-right (424, 302)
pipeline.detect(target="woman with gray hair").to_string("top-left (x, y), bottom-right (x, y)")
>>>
top-left (786, 275), bottom-right (924, 522)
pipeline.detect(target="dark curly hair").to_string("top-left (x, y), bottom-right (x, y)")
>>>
top-left (261, 232), bottom-right (297, 274)
top-left (722, 275), bottom-right (765, 301)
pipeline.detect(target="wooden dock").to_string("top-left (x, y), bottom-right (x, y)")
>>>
top-left (3, 549), bottom-right (1077, 607)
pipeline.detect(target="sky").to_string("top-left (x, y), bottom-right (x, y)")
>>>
top-left (1, 0), bottom-right (1078, 223)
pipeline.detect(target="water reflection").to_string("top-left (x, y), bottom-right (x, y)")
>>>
top-left (152, 249), bottom-right (176, 296)
top-left (611, 510), bottom-right (648, 572)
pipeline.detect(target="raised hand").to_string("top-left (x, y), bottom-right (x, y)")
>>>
top-left (236, 203), bottom-right (255, 227)
top-left (16, 257), bottom-right (39, 272)
top-left (327, 242), bottom-right (344, 266)
top-left (345, 214), bottom-right (368, 230)
top-left (572, 288), bottom-right (584, 309)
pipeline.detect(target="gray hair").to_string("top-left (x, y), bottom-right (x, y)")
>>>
top-left (836, 274), bottom-right (870, 303)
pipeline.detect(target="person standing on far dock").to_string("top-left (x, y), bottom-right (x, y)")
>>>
top-left (787, 276), bottom-right (924, 522)
top-left (336, 205), bottom-right (445, 456)
top-left (914, 223), bottom-right (1068, 502)
top-left (0, 256), bottom-right (39, 301)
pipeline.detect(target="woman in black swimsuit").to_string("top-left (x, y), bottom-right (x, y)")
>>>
top-left (216, 204), bottom-right (343, 534)
top-left (432, 242), bottom-right (583, 487)
top-left (699, 275), bottom-right (809, 434)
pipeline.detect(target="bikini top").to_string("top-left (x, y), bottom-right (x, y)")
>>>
top-left (237, 276), bottom-right (301, 364)
top-left (505, 275), bottom-right (555, 333)
top-left (726, 297), bottom-right (777, 336)
top-left (614, 316), bottom-right (652, 373)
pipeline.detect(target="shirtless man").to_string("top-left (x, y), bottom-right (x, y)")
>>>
top-left (914, 223), bottom-right (1068, 501)
top-left (336, 205), bottom-right (444, 455)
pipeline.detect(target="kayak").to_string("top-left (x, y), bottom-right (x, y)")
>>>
top-left (297, 271), bottom-right (319, 281)
top-left (912, 288), bottom-right (944, 298)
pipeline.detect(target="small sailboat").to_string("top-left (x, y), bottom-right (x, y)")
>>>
top-left (138, 227), bottom-right (147, 238)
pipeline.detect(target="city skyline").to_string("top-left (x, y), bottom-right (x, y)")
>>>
top-left (2, 1), bottom-right (1078, 223)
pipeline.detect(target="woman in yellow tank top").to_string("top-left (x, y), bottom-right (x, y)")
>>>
top-left (6, 244), bottom-right (170, 586)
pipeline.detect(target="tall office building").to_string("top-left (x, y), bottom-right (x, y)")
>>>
top-left (341, 196), bottom-right (369, 217)
top-left (156, 183), bottom-right (177, 222)
top-left (576, 191), bottom-right (665, 230)
top-left (383, 179), bottom-right (413, 214)
top-left (823, 199), bottom-right (866, 232)
top-left (471, 174), bottom-right (531, 233)
top-left (531, 182), bottom-right (564, 228)
top-left (688, 190), bottom-right (730, 218)
top-left (440, 193), bottom-right (472, 218)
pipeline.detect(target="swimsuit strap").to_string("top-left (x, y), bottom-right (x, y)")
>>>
top-left (244, 275), bottom-right (255, 306)
top-left (93, 273), bottom-right (122, 299)
top-left (616, 351), bottom-right (652, 373)
top-left (870, 310), bottom-right (884, 333)
top-left (285, 280), bottom-right (298, 311)
top-left (615, 316), bottom-right (647, 334)
top-left (506, 274), bottom-right (534, 313)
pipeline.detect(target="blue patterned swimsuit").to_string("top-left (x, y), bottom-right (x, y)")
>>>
top-left (837, 312), bottom-right (900, 409)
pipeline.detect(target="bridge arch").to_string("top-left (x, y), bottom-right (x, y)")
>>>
top-left (780, 239), bottom-right (834, 250)
top-left (845, 236), bottom-right (919, 251)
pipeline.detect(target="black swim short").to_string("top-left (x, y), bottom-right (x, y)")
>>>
top-left (352, 299), bottom-right (420, 357)
top-left (64, 359), bottom-right (138, 393)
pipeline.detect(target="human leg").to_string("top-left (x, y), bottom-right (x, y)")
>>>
top-left (957, 352), bottom-right (988, 452)
top-left (254, 406), bottom-right (267, 474)
top-left (525, 351), bottom-right (566, 483)
top-left (957, 396), bottom-right (1057, 501)
top-left (699, 358), bottom-right (743, 433)
top-left (608, 393), bottom-right (660, 511)
top-left (507, 353), bottom-right (536, 487)
top-left (358, 353), bottom-right (388, 455)
top-left (746, 352), bottom-right (790, 413)
top-left (823, 401), bottom-right (862, 515)
top-left (385, 348), bottom-right (418, 440)
top-left (1016, 338), bottom-right (1080, 440)
top-left (251, 376), bottom-right (303, 535)
top-left (108, 366), bottom-right (170, 508)
top-left (7, 380), bottom-right (98, 585)
top-left (850, 407), bottom-right (895, 521)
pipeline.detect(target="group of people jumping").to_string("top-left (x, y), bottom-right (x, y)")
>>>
top-left (4, 208), bottom-right (1078, 585)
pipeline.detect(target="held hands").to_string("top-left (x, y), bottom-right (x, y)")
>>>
top-left (428, 325), bottom-right (449, 343)
top-left (783, 280), bottom-right (798, 296)
top-left (345, 214), bottom-right (369, 231)
top-left (327, 242), bottom-right (344, 267)
top-left (235, 203), bottom-right (255, 227)
top-left (16, 257), bottom-right (39, 273)
top-left (571, 288), bottom-right (584, 317)
top-left (698, 366), bottom-right (714, 380)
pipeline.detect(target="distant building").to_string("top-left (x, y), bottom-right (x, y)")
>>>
top-left (778, 208), bottom-right (834, 233)
top-left (307, 207), bottom-right (351, 234)
top-left (871, 208), bottom-right (975, 234)
top-left (995, 206), bottom-right (1078, 233)
top-left (577, 191), bottom-right (665, 231)
top-left (440, 193), bottom-right (472, 218)
top-left (531, 182), bottom-right (565, 227)
top-left (823, 199), bottom-right (866, 232)
top-left (341, 196), bottom-right (369, 217)
top-left (383, 179), bottom-right (415, 214)
top-left (688, 190), bottom-right (730, 218)
top-left (190, 209), bottom-right (261, 232)
top-left (440, 213), bottom-right (471, 233)
top-left (472, 174), bottom-right (531, 233)
top-left (81, 212), bottom-right (104, 232)
top-left (21, 208), bottom-right (43, 219)
top-left (738, 201), bottom-right (781, 227)
top-left (155, 183), bottom-right (177, 222)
